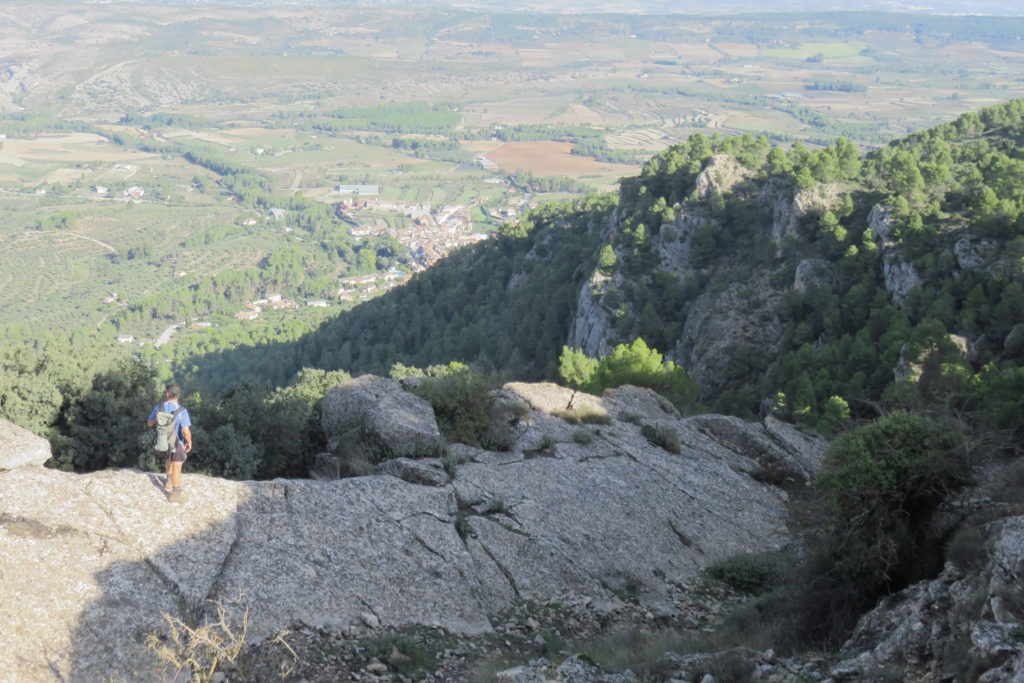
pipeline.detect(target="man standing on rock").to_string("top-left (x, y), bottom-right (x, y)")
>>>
top-left (148, 382), bottom-right (192, 502)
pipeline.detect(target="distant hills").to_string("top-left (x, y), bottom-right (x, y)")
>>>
top-left (131, 1), bottom-right (1024, 15)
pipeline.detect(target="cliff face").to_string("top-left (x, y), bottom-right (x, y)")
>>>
top-left (0, 382), bottom-right (824, 682)
top-left (567, 168), bottom-right (837, 403)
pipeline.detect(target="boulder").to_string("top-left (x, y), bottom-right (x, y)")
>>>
top-left (868, 203), bottom-right (896, 243)
top-left (685, 413), bottom-right (824, 483)
top-left (674, 272), bottom-right (785, 402)
top-left (375, 457), bottom-right (448, 487)
top-left (321, 374), bottom-right (441, 458)
top-left (0, 418), bottom-right (51, 470)
top-left (954, 236), bottom-right (1002, 273)
top-left (567, 268), bottom-right (618, 360)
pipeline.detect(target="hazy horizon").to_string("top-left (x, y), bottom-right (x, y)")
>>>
top-left (35, 0), bottom-right (1024, 16)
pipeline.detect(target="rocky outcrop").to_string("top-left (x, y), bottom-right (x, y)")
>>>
top-left (674, 272), bottom-right (785, 402)
top-left (832, 516), bottom-right (1024, 682)
top-left (794, 257), bottom-right (838, 293)
top-left (0, 419), bottom-right (50, 469)
top-left (767, 179), bottom-right (843, 248)
top-left (321, 374), bottom-right (442, 457)
top-left (0, 382), bottom-right (826, 682)
top-left (570, 174), bottom-right (832, 403)
top-left (694, 154), bottom-right (751, 199)
top-left (882, 249), bottom-right (922, 306)
top-left (893, 333), bottom-right (970, 382)
top-left (955, 236), bottom-right (1002, 274)
top-left (566, 268), bottom-right (618, 359)
top-left (867, 203), bottom-right (896, 243)
top-left (868, 204), bottom-right (922, 306)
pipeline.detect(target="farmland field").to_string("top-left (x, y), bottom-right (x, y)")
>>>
top-left (485, 141), bottom-right (639, 187)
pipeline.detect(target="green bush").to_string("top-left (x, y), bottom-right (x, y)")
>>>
top-left (705, 552), bottom-right (790, 595)
top-left (480, 423), bottom-right (516, 451)
top-left (410, 364), bottom-right (503, 447)
top-left (794, 410), bottom-right (971, 647)
top-left (620, 411), bottom-right (645, 425)
top-left (558, 339), bottom-right (702, 414)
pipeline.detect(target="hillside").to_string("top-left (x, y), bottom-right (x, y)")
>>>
top-left (188, 101), bottom-right (1024, 433)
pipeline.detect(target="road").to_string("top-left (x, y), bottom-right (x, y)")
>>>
top-left (154, 323), bottom-right (180, 348)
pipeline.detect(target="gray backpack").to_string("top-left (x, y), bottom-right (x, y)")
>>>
top-left (154, 403), bottom-right (184, 453)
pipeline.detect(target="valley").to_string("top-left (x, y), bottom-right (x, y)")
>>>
top-left (2, 4), bottom-right (1024, 360)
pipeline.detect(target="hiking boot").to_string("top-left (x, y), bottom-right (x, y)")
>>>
top-left (168, 487), bottom-right (185, 503)
top-left (163, 477), bottom-right (174, 492)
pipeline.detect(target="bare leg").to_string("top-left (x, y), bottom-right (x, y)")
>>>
top-left (170, 461), bottom-right (184, 489)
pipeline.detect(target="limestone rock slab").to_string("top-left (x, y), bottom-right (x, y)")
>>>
top-left (0, 418), bottom-right (51, 469)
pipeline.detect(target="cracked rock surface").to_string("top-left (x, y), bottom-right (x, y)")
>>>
top-left (0, 384), bottom-right (825, 681)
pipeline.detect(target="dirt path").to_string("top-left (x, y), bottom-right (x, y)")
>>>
top-left (31, 230), bottom-right (116, 253)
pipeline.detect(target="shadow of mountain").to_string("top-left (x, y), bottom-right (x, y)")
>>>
top-left (178, 215), bottom-right (604, 399)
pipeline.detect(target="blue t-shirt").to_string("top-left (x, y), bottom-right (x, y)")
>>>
top-left (149, 401), bottom-right (192, 444)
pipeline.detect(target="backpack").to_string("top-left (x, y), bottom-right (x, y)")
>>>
top-left (154, 403), bottom-right (184, 453)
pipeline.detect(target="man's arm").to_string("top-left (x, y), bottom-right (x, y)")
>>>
top-left (182, 425), bottom-right (192, 453)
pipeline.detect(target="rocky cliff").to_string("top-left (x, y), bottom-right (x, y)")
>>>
top-left (0, 380), bottom-right (823, 682)
top-left (567, 170), bottom-right (848, 404)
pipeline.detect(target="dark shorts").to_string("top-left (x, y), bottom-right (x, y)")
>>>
top-left (166, 442), bottom-right (187, 463)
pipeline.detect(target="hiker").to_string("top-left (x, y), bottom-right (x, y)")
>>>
top-left (148, 381), bottom-right (192, 499)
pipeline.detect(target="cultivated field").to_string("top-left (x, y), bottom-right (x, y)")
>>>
top-left (485, 141), bottom-right (639, 187)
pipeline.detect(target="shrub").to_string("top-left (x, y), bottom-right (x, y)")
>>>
top-left (793, 410), bottom-right (971, 648)
top-left (578, 405), bottom-right (612, 424)
top-left (558, 339), bottom-right (702, 414)
top-left (480, 423), bottom-right (516, 451)
top-left (581, 627), bottom-right (693, 677)
top-left (537, 630), bottom-right (565, 658)
top-left (553, 405), bottom-right (611, 425)
top-left (410, 365), bottom-right (503, 446)
top-left (816, 411), bottom-right (970, 584)
top-left (640, 422), bottom-right (681, 453)
top-left (705, 552), bottom-right (790, 595)
top-left (147, 595), bottom-right (295, 683)
top-left (705, 649), bottom-right (758, 683)
top-left (440, 445), bottom-right (464, 477)
top-left (620, 411), bottom-right (645, 425)
top-left (573, 429), bottom-right (595, 445)
top-left (364, 634), bottom-right (433, 677)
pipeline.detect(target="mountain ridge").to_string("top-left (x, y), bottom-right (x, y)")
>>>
top-left (180, 100), bottom-right (1024, 437)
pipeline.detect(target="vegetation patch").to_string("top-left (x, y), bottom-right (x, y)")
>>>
top-left (640, 422), bottom-right (682, 454)
top-left (705, 552), bottom-right (790, 595)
